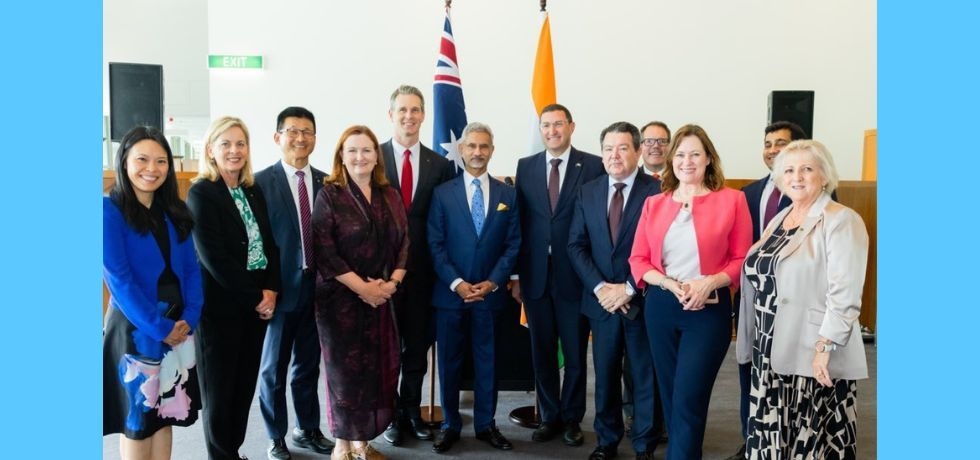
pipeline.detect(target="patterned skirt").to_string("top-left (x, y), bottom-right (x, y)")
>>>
top-left (745, 301), bottom-right (859, 460)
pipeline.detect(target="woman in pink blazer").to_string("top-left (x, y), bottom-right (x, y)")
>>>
top-left (629, 124), bottom-right (752, 460)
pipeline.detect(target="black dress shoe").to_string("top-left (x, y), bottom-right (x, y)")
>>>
top-left (475, 427), bottom-right (513, 450)
top-left (563, 421), bottom-right (584, 446)
top-left (382, 421), bottom-right (403, 446)
top-left (291, 428), bottom-right (334, 454)
top-left (267, 438), bottom-right (292, 460)
top-left (432, 428), bottom-right (460, 454)
top-left (588, 445), bottom-right (618, 460)
top-left (724, 443), bottom-right (746, 460)
top-left (532, 421), bottom-right (563, 442)
top-left (408, 417), bottom-right (434, 440)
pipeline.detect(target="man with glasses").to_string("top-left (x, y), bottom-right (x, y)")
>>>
top-left (512, 104), bottom-right (604, 448)
top-left (637, 121), bottom-right (671, 179)
top-left (256, 106), bottom-right (334, 460)
top-left (727, 120), bottom-right (807, 460)
top-left (380, 84), bottom-right (456, 447)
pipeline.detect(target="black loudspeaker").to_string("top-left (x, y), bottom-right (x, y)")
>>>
top-left (768, 90), bottom-right (814, 138)
top-left (109, 63), bottom-right (164, 141)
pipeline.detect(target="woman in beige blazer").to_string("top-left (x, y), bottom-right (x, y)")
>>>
top-left (735, 140), bottom-right (869, 459)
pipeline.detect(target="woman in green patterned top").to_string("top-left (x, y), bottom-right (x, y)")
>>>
top-left (187, 116), bottom-right (282, 460)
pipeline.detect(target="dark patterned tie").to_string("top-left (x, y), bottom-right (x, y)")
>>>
top-left (296, 170), bottom-right (314, 268)
top-left (548, 158), bottom-right (562, 213)
top-left (763, 188), bottom-right (782, 229)
top-left (401, 149), bottom-right (413, 210)
top-left (608, 182), bottom-right (626, 245)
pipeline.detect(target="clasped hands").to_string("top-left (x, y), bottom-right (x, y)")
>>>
top-left (597, 283), bottom-right (633, 314)
top-left (163, 319), bottom-right (191, 347)
top-left (668, 277), bottom-right (715, 311)
top-left (455, 280), bottom-right (496, 303)
top-left (358, 277), bottom-right (398, 308)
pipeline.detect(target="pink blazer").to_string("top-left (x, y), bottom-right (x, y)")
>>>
top-left (629, 187), bottom-right (752, 290)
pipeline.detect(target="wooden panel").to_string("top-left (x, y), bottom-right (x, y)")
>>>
top-left (101, 171), bottom-right (876, 331)
top-left (863, 129), bottom-right (877, 181)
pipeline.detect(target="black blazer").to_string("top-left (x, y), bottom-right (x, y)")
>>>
top-left (254, 161), bottom-right (326, 312)
top-left (514, 147), bottom-right (605, 301)
top-left (568, 171), bottom-right (661, 320)
top-left (381, 139), bottom-right (456, 278)
top-left (187, 178), bottom-right (281, 316)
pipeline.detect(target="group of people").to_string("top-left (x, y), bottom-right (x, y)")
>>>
top-left (103, 83), bottom-right (870, 460)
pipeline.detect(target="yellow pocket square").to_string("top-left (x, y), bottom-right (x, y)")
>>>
top-left (496, 203), bottom-right (510, 212)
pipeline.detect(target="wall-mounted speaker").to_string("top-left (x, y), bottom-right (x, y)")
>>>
top-left (768, 90), bottom-right (814, 138)
top-left (109, 62), bottom-right (164, 141)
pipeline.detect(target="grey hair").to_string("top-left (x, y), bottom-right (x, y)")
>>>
top-left (462, 122), bottom-right (494, 145)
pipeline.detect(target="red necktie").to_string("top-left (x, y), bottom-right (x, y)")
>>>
top-left (295, 171), bottom-right (314, 268)
top-left (763, 188), bottom-right (781, 228)
top-left (401, 149), bottom-right (413, 210)
top-left (548, 158), bottom-right (562, 213)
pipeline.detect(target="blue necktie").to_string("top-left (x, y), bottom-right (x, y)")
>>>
top-left (471, 178), bottom-right (485, 234)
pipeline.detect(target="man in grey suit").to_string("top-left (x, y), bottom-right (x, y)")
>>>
top-left (380, 85), bottom-right (456, 446)
top-left (255, 107), bottom-right (333, 460)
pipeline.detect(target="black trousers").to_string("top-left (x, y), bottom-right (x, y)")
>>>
top-left (196, 310), bottom-right (267, 460)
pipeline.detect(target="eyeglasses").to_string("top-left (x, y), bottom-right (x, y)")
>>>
top-left (540, 120), bottom-right (569, 130)
top-left (279, 128), bottom-right (316, 139)
top-left (641, 138), bottom-right (670, 147)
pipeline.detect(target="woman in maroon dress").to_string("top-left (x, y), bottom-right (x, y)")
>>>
top-left (312, 125), bottom-right (408, 460)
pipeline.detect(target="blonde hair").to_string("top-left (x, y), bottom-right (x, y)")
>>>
top-left (771, 139), bottom-right (840, 194)
top-left (195, 116), bottom-right (255, 186)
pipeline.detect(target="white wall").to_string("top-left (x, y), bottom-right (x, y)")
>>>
top-left (103, 0), bottom-right (211, 157)
top-left (108, 0), bottom-right (876, 179)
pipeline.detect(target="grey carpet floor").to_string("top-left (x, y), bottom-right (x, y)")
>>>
top-left (104, 342), bottom-right (876, 459)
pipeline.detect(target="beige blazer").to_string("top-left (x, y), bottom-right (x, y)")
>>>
top-left (736, 193), bottom-right (869, 380)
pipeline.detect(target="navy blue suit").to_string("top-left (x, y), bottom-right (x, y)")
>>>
top-left (254, 161), bottom-right (327, 440)
top-left (515, 147), bottom-right (604, 425)
top-left (381, 140), bottom-right (456, 420)
top-left (427, 175), bottom-right (521, 434)
top-left (568, 171), bottom-right (663, 453)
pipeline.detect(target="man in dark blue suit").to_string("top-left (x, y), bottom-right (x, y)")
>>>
top-left (427, 122), bottom-right (521, 454)
top-left (568, 122), bottom-right (663, 460)
top-left (255, 107), bottom-right (333, 460)
top-left (379, 85), bottom-right (456, 446)
top-left (512, 104), bottom-right (604, 447)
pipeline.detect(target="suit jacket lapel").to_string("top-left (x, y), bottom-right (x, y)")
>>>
top-left (451, 176), bottom-right (478, 237)
top-left (618, 171), bottom-right (651, 247)
top-left (270, 162), bottom-right (302, 238)
top-left (769, 193), bottom-right (832, 258)
top-left (214, 180), bottom-right (247, 236)
top-left (558, 149), bottom-right (584, 210)
top-left (482, 179), bottom-right (503, 236)
top-left (381, 140), bottom-right (399, 190)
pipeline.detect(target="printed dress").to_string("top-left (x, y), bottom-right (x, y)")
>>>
top-left (103, 200), bottom-right (201, 439)
top-left (743, 225), bottom-right (858, 460)
top-left (311, 182), bottom-right (407, 440)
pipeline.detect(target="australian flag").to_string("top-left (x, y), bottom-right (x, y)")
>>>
top-left (433, 12), bottom-right (467, 171)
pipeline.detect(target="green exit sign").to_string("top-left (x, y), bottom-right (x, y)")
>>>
top-left (208, 55), bottom-right (263, 69)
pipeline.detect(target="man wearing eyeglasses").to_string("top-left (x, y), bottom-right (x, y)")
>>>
top-left (512, 103), bottom-right (604, 448)
top-left (256, 106), bottom-right (334, 460)
top-left (638, 121), bottom-right (671, 179)
top-left (379, 84), bottom-right (456, 447)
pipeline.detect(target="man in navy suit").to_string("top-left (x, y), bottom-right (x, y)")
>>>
top-left (379, 85), bottom-right (456, 446)
top-left (727, 120), bottom-right (807, 460)
top-left (568, 122), bottom-right (663, 460)
top-left (255, 107), bottom-right (333, 460)
top-left (512, 104), bottom-right (604, 447)
top-left (427, 122), bottom-right (521, 454)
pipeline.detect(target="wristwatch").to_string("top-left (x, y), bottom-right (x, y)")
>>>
top-left (815, 340), bottom-right (837, 353)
